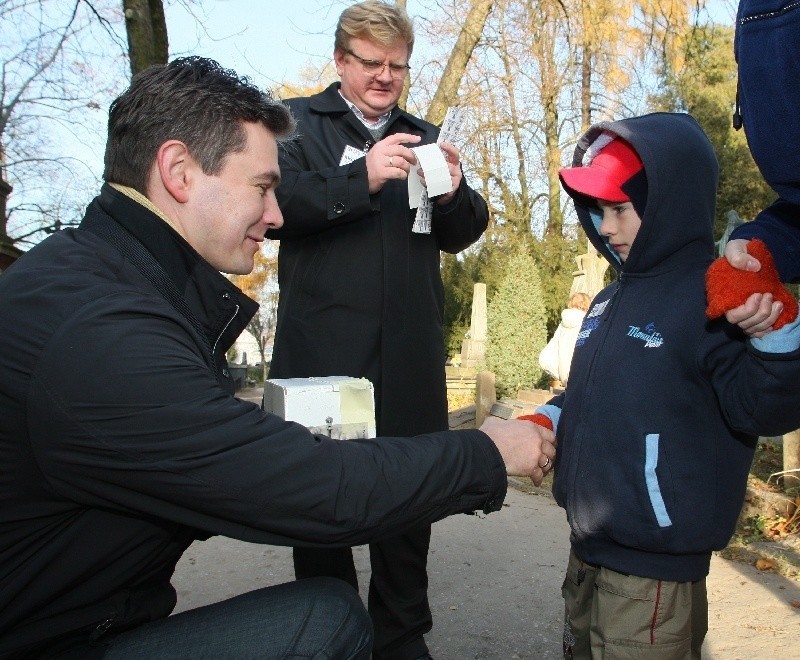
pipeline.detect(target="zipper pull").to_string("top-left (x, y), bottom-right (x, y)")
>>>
top-left (732, 86), bottom-right (743, 131)
top-left (90, 616), bottom-right (115, 643)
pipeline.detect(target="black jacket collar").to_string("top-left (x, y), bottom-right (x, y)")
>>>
top-left (85, 184), bottom-right (258, 357)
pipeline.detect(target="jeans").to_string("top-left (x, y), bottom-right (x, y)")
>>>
top-left (97, 578), bottom-right (372, 659)
top-left (293, 523), bottom-right (433, 660)
top-left (731, 0), bottom-right (800, 281)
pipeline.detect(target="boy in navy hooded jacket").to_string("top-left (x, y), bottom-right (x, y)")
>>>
top-left (529, 113), bottom-right (800, 658)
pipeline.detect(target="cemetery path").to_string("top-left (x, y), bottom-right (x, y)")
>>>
top-left (170, 387), bottom-right (799, 658)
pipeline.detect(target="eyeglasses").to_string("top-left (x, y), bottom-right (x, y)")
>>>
top-left (343, 48), bottom-right (410, 80)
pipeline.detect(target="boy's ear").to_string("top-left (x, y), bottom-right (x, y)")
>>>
top-left (156, 140), bottom-right (193, 204)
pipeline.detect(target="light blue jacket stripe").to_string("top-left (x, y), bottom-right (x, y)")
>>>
top-left (645, 433), bottom-right (672, 528)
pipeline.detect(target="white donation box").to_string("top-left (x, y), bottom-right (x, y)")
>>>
top-left (263, 376), bottom-right (376, 440)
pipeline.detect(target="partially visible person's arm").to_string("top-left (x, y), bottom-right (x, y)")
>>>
top-left (29, 291), bottom-right (555, 548)
top-left (722, 202), bottom-right (800, 335)
top-left (704, 311), bottom-right (800, 437)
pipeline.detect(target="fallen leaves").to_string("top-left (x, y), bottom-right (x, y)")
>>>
top-left (755, 558), bottom-right (777, 571)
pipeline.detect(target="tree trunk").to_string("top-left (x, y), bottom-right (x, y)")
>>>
top-left (784, 428), bottom-right (800, 494)
top-left (543, 91), bottom-right (563, 236)
top-left (0, 174), bottom-right (11, 243)
top-left (580, 43), bottom-right (592, 134)
top-left (498, 36), bottom-right (529, 228)
top-left (425, 0), bottom-right (494, 126)
top-left (123, 0), bottom-right (169, 77)
top-left (395, 0), bottom-right (409, 109)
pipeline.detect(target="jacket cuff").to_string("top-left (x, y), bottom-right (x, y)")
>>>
top-left (474, 430), bottom-right (509, 513)
top-left (751, 315), bottom-right (800, 353)
top-left (534, 404), bottom-right (562, 433)
top-left (433, 177), bottom-right (465, 214)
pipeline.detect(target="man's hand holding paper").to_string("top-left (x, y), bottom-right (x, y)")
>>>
top-left (409, 141), bottom-right (462, 206)
top-left (416, 141), bottom-right (462, 205)
top-left (364, 132), bottom-right (421, 194)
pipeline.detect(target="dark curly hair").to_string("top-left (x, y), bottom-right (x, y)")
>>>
top-left (103, 57), bottom-right (295, 194)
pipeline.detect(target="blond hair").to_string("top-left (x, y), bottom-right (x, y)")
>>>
top-left (568, 292), bottom-right (591, 312)
top-left (335, 1), bottom-right (415, 54)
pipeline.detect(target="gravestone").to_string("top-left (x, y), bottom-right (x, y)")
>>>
top-left (460, 282), bottom-right (487, 367)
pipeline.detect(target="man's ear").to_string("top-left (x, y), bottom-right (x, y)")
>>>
top-left (156, 140), bottom-right (194, 204)
top-left (333, 48), bottom-right (345, 76)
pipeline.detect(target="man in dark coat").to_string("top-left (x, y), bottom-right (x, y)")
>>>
top-left (0, 57), bottom-right (555, 658)
top-left (267, 2), bottom-right (489, 658)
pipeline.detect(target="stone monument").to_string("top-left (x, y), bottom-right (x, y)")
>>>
top-left (570, 240), bottom-right (609, 299)
top-left (460, 282), bottom-right (487, 368)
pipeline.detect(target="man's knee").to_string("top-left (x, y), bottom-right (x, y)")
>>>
top-left (303, 577), bottom-right (373, 659)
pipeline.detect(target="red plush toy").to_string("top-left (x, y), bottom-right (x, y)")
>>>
top-left (705, 239), bottom-right (798, 330)
top-left (517, 413), bottom-right (553, 431)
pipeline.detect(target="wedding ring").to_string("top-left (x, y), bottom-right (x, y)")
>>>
top-left (541, 456), bottom-right (552, 470)
top-left (389, 156), bottom-right (394, 167)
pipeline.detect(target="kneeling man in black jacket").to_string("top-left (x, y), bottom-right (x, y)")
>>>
top-left (0, 56), bottom-right (555, 659)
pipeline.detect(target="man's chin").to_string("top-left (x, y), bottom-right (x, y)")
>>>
top-left (366, 92), bottom-right (399, 112)
top-left (220, 258), bottom-right (255, 276)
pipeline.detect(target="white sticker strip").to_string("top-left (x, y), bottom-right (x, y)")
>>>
top-left (437, 106), bottom-right (467, 147)
top-left (411, 106), bottom-right (466, 234)
top-left (409, 143), bottom-right (452, 204)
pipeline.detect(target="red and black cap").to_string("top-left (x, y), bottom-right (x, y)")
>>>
top-left (559, 137), bottom-right (647, 217)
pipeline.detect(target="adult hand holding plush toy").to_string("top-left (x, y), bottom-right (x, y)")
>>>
top-left (706, 239), bottom-right (798, 336)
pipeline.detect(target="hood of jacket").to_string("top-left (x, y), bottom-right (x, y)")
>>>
top-left (560, 307), bottom-right (586, 329)
top-left (567, 113), bottom-right (719, 276)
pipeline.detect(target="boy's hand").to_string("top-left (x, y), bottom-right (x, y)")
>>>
top-left (706, 239), bottom-right (798, 336)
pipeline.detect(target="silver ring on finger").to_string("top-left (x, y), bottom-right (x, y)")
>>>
top-left (541, 456), bottom-right (551, 470)
top-left (389, 156), bottom-right (394, 167)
